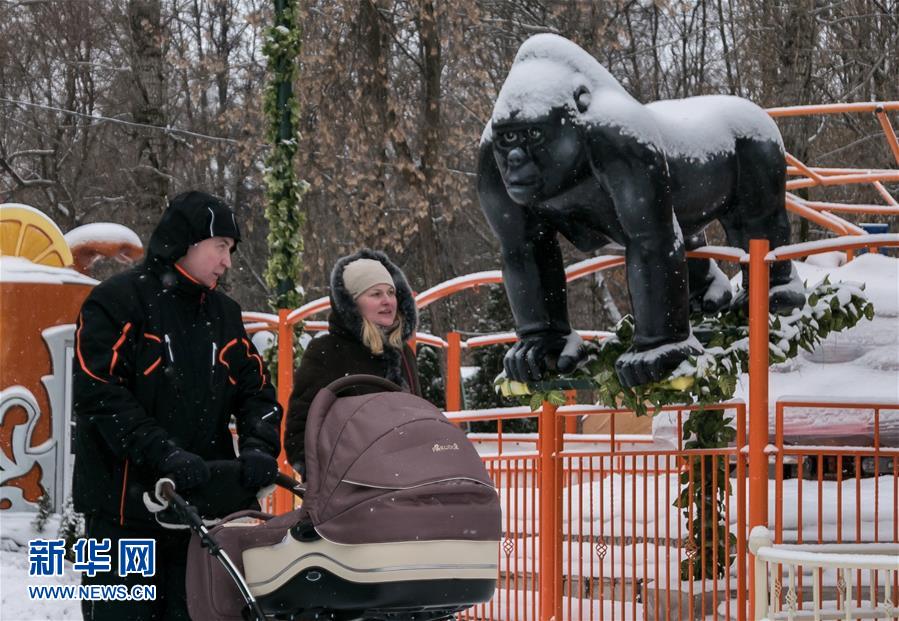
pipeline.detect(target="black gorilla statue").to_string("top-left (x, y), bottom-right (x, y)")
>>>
top-left (478, 34), bottom-right (804, 388)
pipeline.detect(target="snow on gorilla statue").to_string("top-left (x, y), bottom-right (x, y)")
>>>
top-left (478, 34), bottom-right (804, 388)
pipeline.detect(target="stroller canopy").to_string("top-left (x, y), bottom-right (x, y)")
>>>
top-left (301, 375), bottom-right (501, 545)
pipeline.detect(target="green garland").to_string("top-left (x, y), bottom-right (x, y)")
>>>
top-left (263, 0), bottom-right (308, 312)
top-left (498, 277), bottom-right (874, 416)
top-left (262, 1), bottom-right (308, 376)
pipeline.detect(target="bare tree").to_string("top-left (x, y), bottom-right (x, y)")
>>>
top-left (2, 0), bottom-right (895, 321)
top-left (126, 0), bottom-right (170, 229)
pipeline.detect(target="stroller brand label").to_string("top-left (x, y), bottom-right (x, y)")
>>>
top-left (432, 442), bottom-right (460, 452)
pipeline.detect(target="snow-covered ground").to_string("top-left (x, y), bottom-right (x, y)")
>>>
top-left (0, 515), bottom-right (81, 620)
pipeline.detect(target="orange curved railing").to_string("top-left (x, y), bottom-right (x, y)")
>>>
top-left (769, 102), bottom-right (899, 246)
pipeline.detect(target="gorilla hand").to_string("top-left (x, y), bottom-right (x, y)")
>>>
top-left (689, 261), bottom-right (733, 315)
top-left (614, 335), bottom-right (702, 389)
top-left (504, 330), bottom-right (586, 383)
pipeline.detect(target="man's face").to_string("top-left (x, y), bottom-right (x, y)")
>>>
top-left (176, 236), bottom-right (235, 288)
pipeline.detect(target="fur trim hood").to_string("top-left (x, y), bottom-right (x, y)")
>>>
top-left (328, 249), bottom-right (417, 343)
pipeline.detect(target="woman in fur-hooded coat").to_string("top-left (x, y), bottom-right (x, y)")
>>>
top-left (284, 250), bottom-right (421, 473)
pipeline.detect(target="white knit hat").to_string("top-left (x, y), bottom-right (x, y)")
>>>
top-left (343, 258), bottom-right (395, 299)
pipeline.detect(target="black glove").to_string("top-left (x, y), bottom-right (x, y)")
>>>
top-left (239, 449), bottom-right (279, 489)
top-left (157, 449), bottom-right (210, 492)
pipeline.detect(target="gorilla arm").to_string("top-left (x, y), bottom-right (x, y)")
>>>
top-left (477, 142), bottom-right (584, 382)
top-left (590, 134), bottom-right (700, 387)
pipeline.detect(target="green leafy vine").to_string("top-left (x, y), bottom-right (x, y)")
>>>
top-left (262, 0), bottom-right (307, 376)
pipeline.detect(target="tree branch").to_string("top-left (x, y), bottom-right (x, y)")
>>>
top-left (0, 157), bottom-right (55, 189)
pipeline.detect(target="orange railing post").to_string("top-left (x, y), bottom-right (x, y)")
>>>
top-left (736, 403), bottom-right (748, 621)
top-left (539, 401), bottom-right (562, 621)
top-left (748, 239), bottom-right (770, 621)
top-left (564, 390), bottom-right (578, 434)
top-left (554, 409), bottom-right (563, 621)
top-left (445, 331), bottom-right (462, 411)
top-left (274, 308), bottom-right (294, 514)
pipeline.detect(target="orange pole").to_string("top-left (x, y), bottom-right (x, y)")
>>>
top-left (748, 239), bottom-right (770, 621)
top-left (564, 390), bottom-right (577, 434)
top-left (554, 410), bottom-right (563, 621)
top-left (445, 331), bottom-right (462, 411)
top-left (786, 170), bottom-right (899, 190)
top-left (539, 401), bottom-right (560, 621)
top-left (784, 195), bottom-right (853, 236)
top-left (785, 151), bottom-right (825, 185)
top-left (875, 108), bottom-right (899, 167)
top-left (767, 101), bottom-right (899, 117)
top-left (274, 308), bottom-right (294, 514)
top-left (277, 309), bottom-right (293, 407)
top-left (774, 401), bottom-right (784, 542)
top-left (736, 403), bottom-right (748, 621)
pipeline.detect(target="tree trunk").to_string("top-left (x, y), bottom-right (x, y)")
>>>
top-left (416, 0), bottom-right (453, 336)
top-left (127, 0), bottom-right (169, 231)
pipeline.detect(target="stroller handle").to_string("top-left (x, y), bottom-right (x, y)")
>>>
top-left (155, 479), bottom-right (269, 620)
top-left (275, 472), bottom-right (305, 498)
top-left (326, 374), bottom-right (402, 395)
top-left (157, 479), bottom-right (176, 503)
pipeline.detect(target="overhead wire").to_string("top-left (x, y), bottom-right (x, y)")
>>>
top-left (0, 97), bottom-right (245, 146)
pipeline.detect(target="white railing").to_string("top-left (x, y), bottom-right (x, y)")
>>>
top-left (750, 526), bottom-right (899, 620)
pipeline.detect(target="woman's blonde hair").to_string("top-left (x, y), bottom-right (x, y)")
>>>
top-left (361, 315), bottom-right (406, 355)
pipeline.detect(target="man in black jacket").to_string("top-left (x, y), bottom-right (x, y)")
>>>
top-left (72, 191), bottom-right (282, 620)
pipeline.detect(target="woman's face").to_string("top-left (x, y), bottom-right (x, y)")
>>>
top-left (356, 283), bottom-right (398, 328)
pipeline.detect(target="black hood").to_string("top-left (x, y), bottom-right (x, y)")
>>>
top-left (146, 191), bottom-right (241, 269)
top-left (328, 249), bottom-right (417, 343)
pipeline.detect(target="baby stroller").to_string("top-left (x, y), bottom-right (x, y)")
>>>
top-left (157, 375), bottom-right (501, 621)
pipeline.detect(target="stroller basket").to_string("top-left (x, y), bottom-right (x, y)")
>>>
top-left (186, 375), bottom-right (501, 621)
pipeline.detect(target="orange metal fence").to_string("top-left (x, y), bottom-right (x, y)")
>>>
top-left (447, 403), bottom-right (748, 621)
top-left (769, 399), bottom-right (899, 615)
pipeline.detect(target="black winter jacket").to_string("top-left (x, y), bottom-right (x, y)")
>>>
top-left (284, 250), bottom-right (421, 469)
top-left (72, 197), bottom-right (281, 527)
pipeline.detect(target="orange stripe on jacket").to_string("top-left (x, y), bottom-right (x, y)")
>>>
top-left (119, 459), bottom-right (129, 525)
top-left (143, 357), bottom-right (162, 376)
top-left (174, 263), bottom-right (201, 285)
top-left (242, 338), bottom-right (265, 385)
top-left (109, 323), bottom-right (133, 376)
top-left (219, 338), bottom-right (239, 368)
top-left (219, 338), bottom-right (239, 383)
top-left (76, 313), bottom-right (108, 384)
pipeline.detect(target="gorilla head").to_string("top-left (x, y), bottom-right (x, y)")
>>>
top-left (491, 107), bottom-right (590, 205)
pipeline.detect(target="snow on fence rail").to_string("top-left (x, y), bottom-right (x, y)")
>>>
top-left (749, 526), bottom-right (899, 621)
